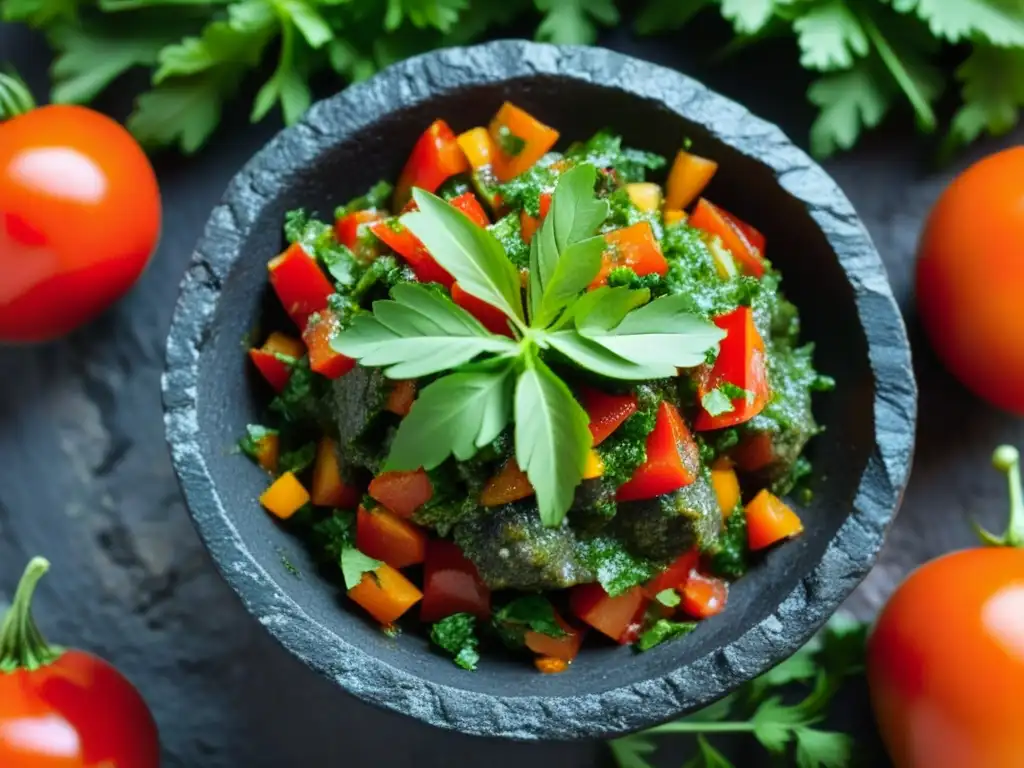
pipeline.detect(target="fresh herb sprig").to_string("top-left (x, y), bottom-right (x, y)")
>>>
top-left (610, 614), bottom-right (868, 768)
top-left (333, 164), bottom-right (724, 527)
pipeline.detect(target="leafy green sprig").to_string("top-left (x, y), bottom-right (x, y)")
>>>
top-left (333, 164), bottom-right (724, 527)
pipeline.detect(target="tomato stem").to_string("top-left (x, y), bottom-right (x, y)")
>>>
top-left (0, 72), bottom-right (36, 122)
top-left (974, 445), bottom-right (1024, 548)
top-left (0, 557), bottom-right (63, 673)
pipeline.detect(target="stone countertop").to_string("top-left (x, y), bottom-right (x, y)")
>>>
top-left (1, 19), bottom-right (1022, 768)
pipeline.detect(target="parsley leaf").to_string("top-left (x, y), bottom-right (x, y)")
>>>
top-left (808, 62), bottom-right (892, 158)
top-left (311, 511), bottom-right (356, 562)
top-left (890, 0), bottom-right (1024, 46)
top-left (944, 45), bottom-right (1024, 155)
top-left (701, 388), bottom-right (735, 417)
top-left (635, 0), bottom-right (707, 36)
top-left (430, 613), bottom-right (480, 670)
top-left (534, 0), bottom-right (618, 45)
top-left (794, 1), bottom-right (869, 71)
top-left (637, 618), bottom-right (695, 651)
top-left (340, 547), bottom-right (382, 590)
top-left (720, 0), bottom-right (777, 34)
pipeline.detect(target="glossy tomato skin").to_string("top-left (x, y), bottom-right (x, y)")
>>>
top-left (916, 147), bottom-right (1024, 414)
top-left (867, 548), bottom-right (1024, 768)
top-left (0, 105), bottom-right (161, 342)
top-left (0, 649), bottom-right (160, 767)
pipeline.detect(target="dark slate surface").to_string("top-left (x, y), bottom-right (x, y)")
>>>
top-left (2, 18), bottom-right (1023, 768)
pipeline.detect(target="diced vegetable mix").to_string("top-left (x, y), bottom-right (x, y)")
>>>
top-left (240, 102), bottom-right (832, 672)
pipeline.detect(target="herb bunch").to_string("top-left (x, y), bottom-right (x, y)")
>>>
top-left (332, 164), bottom-right (724, 528)
top-left (611, 614), bottom-right (869, 768)
top-left (4, 0), bottom-right (1022, 157)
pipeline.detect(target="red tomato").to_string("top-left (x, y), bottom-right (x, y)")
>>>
top-left (0, 558), bottom-right (159, 767)
top-left (916, 147), bottom-right (1024, 414)
top-left (0, 85), bottom-right (161, 342)
top-left (420, 540), bottom-right (491, 623)
top-left (868, 446), bottom-right (1024, 768)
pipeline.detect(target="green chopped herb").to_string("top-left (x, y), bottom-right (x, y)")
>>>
top-left (239, 424), bottom-right (278, 463)
top-left (279, 442), bottom-right (317, 475)
top-left (709, 507), bottom-right (748, 580)
top-left (495, 124), bottom-right (527, 157)
top-left (492, 595), bottom-right (567, 648)
top-left (340, 547), bottom-right (382, 590)
top-left (431, 613), bottom-right (480, 671)
top-left (335, 180), bottom-right (393, 218)
top-left (637, 618), bottom-right (696, 651)
top-left (655, 589), bottom-right (680, 607)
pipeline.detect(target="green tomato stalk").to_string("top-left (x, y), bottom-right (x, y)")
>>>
top-left (974, 445), bottom-right (1024, 548)
top-left (0, 71), bottom-right (36, 121)
top-left (0, 557), bottom-right (62, 673)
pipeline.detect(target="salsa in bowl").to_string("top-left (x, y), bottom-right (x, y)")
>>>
top-left (163, 41), bottom-right (915, 739)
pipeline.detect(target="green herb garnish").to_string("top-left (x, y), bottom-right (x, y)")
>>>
top-left (654, 588), bottom-right (680, 607)
top-left (278, 442), bottom-right (316, 475)
top-left (431, 613), bottom-right (480, 670)
top-left (239, 424), bottom-right (278, 463)
top-left (333, 164), bottom-right (725, 527)
top-left (701, 382), bottom-right (754, 417)
top-left (636, 618), bottom-right (695, 651)
top-left (495, 124), bottom-right (526, 156)
top-left (340, 547), bottom-right (382, 590)
top-left (492, 595), bottom-right (566, 648)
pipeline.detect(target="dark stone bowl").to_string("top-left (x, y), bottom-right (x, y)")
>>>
top-left (162, 40), bottom-right (916, 740)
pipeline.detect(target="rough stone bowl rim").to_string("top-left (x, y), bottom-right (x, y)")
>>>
top-left (162, 40), bottom-right (917, 741)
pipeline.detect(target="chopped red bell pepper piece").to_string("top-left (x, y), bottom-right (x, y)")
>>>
top-left (590, 222), bottom-right (669, 289)
top-left (268, 243), bottom-right (335, 330)
top-left (489, 102), bottom-right (560, 182)
top-left (680, 572), bottom-right (729, 619)
top-left (448, 192), bottom-right (490, 227)
top-left (643, 548), bottom-right (700, 599)
top-left (694, 306), bottom-right (771, 431)
top-left (451, 282), bottom-right (513, 337)
top-left (617, 401), bottom-right (700, 502)
top-left (371, 219), bottom-right (454, 287)
top-left (394, 119), bottom-right (470, 208)
top-left (302, 309), bottom-right (355, 379)
top-left (356, 505), bottom-right (428, 570)
top-left (335, 209), bottom-right (387, 250)
top-left (368, 469), bottom-right (433, 519)
top-left (420, 539), bottom-right (491, 622)
top-left (689, 199), bottom-right (767, 278)
top-left (248, 332), bottom-right (304, 392)
top-left (581, 388), bottom-right (639, 447)
top-left (569, 583), bottom-right (648, 644)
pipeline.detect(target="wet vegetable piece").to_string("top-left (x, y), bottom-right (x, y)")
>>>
top-left (917, 147), bottom-right (1024, 415)
top-left (744, 489), bottom-right (803, 550)
top-left (356, 505), bottom-right (427, 569)
top-left (489, 102), bottom-right (560, 182)
top-left (268, 243), bottom-right (335, 329)
top-left (369, 470), bottom-right (433, 518)
top-left (869, 446), bottom-right (1024, 768)
top-left (421, 539), bottom-right (491, 623)
top-left (394, 119), bottom-right (469, 208)
top-left (348, 562), bottom-right (423, 625)
top-left (591, 221), bottom-right (669, 289)
top-left (617, 402), bottom-right (700, 502)
top-left (244, 115), bottom-right (828, 671)
top-left (689, 199), bottom-right (766, 278)
top-left (0, 76), bottom-right (161, 343)
top-left (665, 149), bottom-right (718, 211)
top-left (694, 306), bottom-right (771, 431)
top-left (0, 558), bottom-right (160, 766)
top-left (249, 332), bottom-right (304, 392)
top-left (303, 309), bottom-right (355, 379)
top-left (570, 583), bottom-right (648, 644)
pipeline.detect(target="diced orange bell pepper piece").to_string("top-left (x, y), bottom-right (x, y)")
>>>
top-left (310, 438), bottom-right (360, 508)
top-left (569, 583), bottom-right (648, 644)
top-left (249, 332), bottom-right (304, 392)
top-left (252, 432), bottom-right (280, 473)
top-left (394, 119), bottom-right (469, 209)
top-left (534, 657), bottom-right (570, 674)
top-left (302, 309), bottom-right (356, 379)
top-left (356, 505), bottom-right (427, 569)
top-left (664, 209), bottom-right (687, 226)
top-left (689, 199), bottom-right (766, 277)
top-left (590, 222), bottom-right (669, 289)
top-left (617, 401), bottom-right (700, 502)
top-left (448, 191), bottom-right (490, 227)
top-left (489, 102), bottom-right (560, 182)
top-left (368, 469), bottom-right (433, 518)
top-left (711, 460), bottom-right (741, 518)
top-left (421, 539), bottom-right (491, 622)
top-left (745, 489), bottom-right (804, 551)
top-left (626, 182), bottom-right (663, 212)
top-left (457, 127), bottom-right (498, 171)
top-left (335, 209), bottom-right (387, 250)
top-left (732, 432), bottom-right (776, 472)
top-left (581, 388), bottom-right (638, 447)
top-left (371, 218), bottom-right (454, 287)
top-left (480, 460), bottom-right (534, 507)
top-left (386, 380), bottom-right (417, 417)
top-left (694, 306), bottom-right (771, 431)
top-left (260, 472), bottom-right (310, 520)
top-left (680, 572), bottom-right (729, 619)
top-left (451, 282), bottom-right (513, 337)
top-left (268, 243), bottom-right (335, 330)
top-left (526, 614), bottom-right (583, 661)
top-left (665, 150), bottom-right (718, 210)
top-left (348, 562), bottom-right (423, 625)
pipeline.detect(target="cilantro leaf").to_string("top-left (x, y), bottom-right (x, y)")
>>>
top-left (340, 547), bottom-right (382, 590)
top-left (404, 189), bottom-right (524, 324)
top-left (547, 331), bottom-right (673, 380)
top-left (311, 511), bottom-right (356, 561)
top-left (808, 63), bottom-right (892, 158)
top-left (637, 618), bottom-right (695, 651)
top-left (890, 0), bottom-right (1024, 46)
top-left (944, 45), bottom-right (1024, 155)
top-left (794, 727), bottom-right (854, 768)
top-left (701, 388), bottom-right (735, 417)
top-left (385, 0), bottom-right (468, 33)
top-left (386, 365), bottom-right (514, 471)
top-left (534, 0), bottom-right (618, 45)
top-left (609, 735), bottom-right (658, 768)
top-left (331, 283), bottom-right (516, 379)
top-left (635, 0), bottom-right (707, 36)
top-left (128, 71), bottom-right (241, 154)
top-left (493, 595), bottom-right (566, 647)
top-left (279, 442), bottom-right (316, 474)
top-left (430, 613), bottom-right (480, 670)
top-left (239, 424), bottom-right (278, 463)
top-left (794, 1), bottom-right (869, 71)
top-left (515, 351), bottom-right (592, 527)
top-left (720, 0), bottom-right (777, 34)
